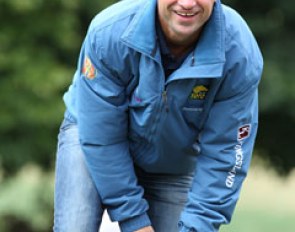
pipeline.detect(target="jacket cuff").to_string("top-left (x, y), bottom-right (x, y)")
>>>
top-left (119, 213), bottom-right (151, 232)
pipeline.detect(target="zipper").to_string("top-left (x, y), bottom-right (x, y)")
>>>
top-left (162, 90), bottom-right (169, 112)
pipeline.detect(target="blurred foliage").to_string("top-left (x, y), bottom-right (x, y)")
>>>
top-left (0, 0), bottom-right (116, 175)
top-left (0, 1), bottom-right (116, 229)
top-left (0, 0), bottom-right (294, 230)
top-left (0, 0), bottom-right (293, 176)
top-left (0, 165), bottom-right (54, 232)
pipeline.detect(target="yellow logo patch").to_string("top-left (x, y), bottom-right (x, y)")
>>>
top-left (190, 85), bottom-right (209, 100)
top-left (82, 56), bottom-right (97, 80)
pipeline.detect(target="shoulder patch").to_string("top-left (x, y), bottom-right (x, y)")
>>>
top-left (82, 56), bottom-right (97, 80)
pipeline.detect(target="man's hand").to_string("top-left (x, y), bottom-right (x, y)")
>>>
top-left (134, 226), bottom-right (155, 232)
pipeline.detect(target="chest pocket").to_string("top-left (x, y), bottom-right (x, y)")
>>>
top-left (182, 99), bottom-right (205, 128)
top-left (182, 84), bottom-right (209, 128)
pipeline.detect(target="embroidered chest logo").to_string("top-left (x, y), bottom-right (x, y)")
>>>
top-left (190, 85), bottom-right (209, 100)
top-left (82, 56), bottom-right (97, 80)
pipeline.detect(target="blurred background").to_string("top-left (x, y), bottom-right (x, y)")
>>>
top-left (0, 0), bottom-right (294, 231)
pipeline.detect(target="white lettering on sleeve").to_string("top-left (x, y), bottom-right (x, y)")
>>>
top-left (226, 144), bottom-right (244, 188)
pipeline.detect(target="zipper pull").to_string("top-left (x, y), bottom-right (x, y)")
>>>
top-left (162, 90), bottom-right (169, 112)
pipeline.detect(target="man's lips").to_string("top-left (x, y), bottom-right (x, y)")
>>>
top-left (174, 10), bottom-right (198, 17)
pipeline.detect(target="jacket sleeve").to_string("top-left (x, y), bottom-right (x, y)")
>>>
top-left (76, 29), bottom-right (151, 232)
top-left (179, 41), bottom-right (263, 231)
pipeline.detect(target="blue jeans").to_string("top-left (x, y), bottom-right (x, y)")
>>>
top-left (54, 117), bottom-right (193, 232)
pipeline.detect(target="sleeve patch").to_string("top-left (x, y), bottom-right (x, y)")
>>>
top-left (82, 56), bottom-right (97, 80)
top-left (238, 124), bottom-right (251, 141)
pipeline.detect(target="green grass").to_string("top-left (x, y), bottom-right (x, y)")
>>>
top-left (220, 161), bottom-right (295, 232)
top-left (220, 209), bottom-right (295, 232)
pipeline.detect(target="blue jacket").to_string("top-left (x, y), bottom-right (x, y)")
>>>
top-left (63, 0), bottom-right (263, 231)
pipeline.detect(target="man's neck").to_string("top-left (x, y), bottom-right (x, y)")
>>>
top-left (163, 28), bottom-right (203, 59)
top-left (167, 42), bottom-right (194, 59)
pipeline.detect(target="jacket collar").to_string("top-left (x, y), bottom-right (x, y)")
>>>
top-left (195, 0), bottom-right (225, 65)
top-left (121, 0), bottom-right (225, 68)
top-left (121, 0), bottom-right (158, 57)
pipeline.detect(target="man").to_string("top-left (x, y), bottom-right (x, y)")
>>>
top-left (54, 0), bottom-right (263, 231)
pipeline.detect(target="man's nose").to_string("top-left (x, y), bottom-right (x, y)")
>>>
top-left (178, 0), bottom-right (197, 9)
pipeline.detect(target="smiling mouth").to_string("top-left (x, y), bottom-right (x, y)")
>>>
top-left (175, 11), bottom-right (197, 17)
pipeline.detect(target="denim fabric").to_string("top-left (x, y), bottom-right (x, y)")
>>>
top-left (53, 118), bottom-right (104, 232)
top-left (136, 168), bottom-right (194, 232)
top-left (53, 117), bottom-right (193, 232)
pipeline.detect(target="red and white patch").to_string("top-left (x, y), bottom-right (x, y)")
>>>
top-left (238, 124), bottom-right (251, 140)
